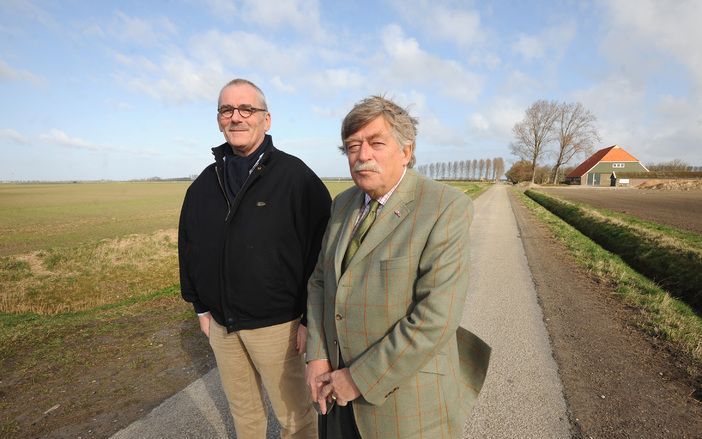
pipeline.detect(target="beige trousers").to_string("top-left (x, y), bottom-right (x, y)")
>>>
top-left (208, 318), bottom-right (317, 439)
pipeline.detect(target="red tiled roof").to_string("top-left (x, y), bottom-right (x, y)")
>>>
top-left (566, 145), bottom-right (641, 178)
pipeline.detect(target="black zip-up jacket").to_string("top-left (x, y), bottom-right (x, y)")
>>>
top-left (178, 135), bottom-right (331, 332)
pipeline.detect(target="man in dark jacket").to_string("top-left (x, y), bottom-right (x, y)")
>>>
top-left (178, 78), bottom-right (330, 438)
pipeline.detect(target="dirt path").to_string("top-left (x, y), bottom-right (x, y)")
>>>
top-left (537, 187), bottom-right (702, 235)
top-left (509, 189), bottom-right (702, 438)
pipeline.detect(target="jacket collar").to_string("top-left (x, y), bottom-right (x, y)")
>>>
top-left (212, 134), bottom-right (276, 167)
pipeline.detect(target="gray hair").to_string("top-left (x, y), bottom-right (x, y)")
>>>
top-left (340, 95), bottom-right (417, 168)
top-left (218, 78), bottom-right (268, 110)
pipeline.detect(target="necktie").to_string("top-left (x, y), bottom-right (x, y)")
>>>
top-left (342, 199), bottom-right (380, 272)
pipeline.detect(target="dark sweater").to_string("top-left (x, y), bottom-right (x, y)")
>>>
top-left (178, 135), bottom-right (331, 332)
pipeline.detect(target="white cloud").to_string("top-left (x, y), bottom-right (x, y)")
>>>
top-left (581, 0), bottom-right (702, 165)
top-left (39, 129), bottom-right (100, 151)
top-left (1, 0), bottom-right (57, 28)
top-left (512, 21), bottom-right (576, 62)
top-left (108, 11), bottom-right (178, 47)
top-left (189, 29), bottom-right (306, 75)
top-left (114, 53), bottom-right (225, 104)
top-left (601, 0), bottom-right (702, 90)
top-left (203, 0), bottom-right (326, 41)
top-left (0, 128), bottom-right (30, 144)
top-left (37, 129), bottom-right (161, 158)
top-left (241, 0), bottom-right (321, 33)
top-left (0, 59), bottom-right (44, 84)
top-left (512, 35), bottom-right (543, 61)
top-left (390, 0), bottom-right (484, 47)
top-left (203, 0), bottom-right (238, 17)
top-left (570, 73), bottom-right (702, 164)
top-left (271, 76), bottom-right (296, 93)
top-left (469, 114), bottom-right (489, 132)
top-left (115, 29), bottom-right (323, 103)
top-left (468, 97), bottom-right (525, 141)
top-left (420, 115), bottom-right (467, 147)
top-left (379, 24), bottom-right (484, 103)
top-left (307, 68), bottom-right (365, 91)
top-left (113, 52), bottom-right (159, 72)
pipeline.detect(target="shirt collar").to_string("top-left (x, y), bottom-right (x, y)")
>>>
top-left (364, 167), bottom-right (407, 207)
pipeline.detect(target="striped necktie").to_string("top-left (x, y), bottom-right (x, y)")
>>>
top-left (341, 199), bottom-right (380, 272)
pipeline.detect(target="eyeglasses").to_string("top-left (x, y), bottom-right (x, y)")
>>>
top-left (217, 105), bottom-right (267, 119)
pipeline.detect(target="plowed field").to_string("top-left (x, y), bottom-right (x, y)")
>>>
top-left (537, 187), bottom-right (702, 234)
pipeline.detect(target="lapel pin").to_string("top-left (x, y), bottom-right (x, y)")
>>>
top-left (394, 210), bottom-right (401, 217)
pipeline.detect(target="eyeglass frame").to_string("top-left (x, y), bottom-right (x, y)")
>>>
top-left (217, 105), bottom-right (268, 119)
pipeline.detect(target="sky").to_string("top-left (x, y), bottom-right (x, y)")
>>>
top-left (1, 0), bottom-right (701, 181)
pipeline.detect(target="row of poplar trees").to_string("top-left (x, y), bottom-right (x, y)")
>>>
top-left (416, 157), bottom-right (506, 181)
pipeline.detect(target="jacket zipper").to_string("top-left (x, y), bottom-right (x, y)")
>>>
top-left (214, 164), bottom-right (232, 222)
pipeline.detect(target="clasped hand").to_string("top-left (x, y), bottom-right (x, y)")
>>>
top-left (306, 359), bottom-right (361, 414)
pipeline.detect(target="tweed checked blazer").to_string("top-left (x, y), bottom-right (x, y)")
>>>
top-left (307, 169), bottom-right (490, 439)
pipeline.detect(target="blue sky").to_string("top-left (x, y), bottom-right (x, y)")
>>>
top-left (1, 0), bottom-right (701, 181)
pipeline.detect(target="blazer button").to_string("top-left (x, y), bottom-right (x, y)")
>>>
top-left (335, 313), bottom-right (343, 320)
top-left (333, 340), bottom-right (338, 345)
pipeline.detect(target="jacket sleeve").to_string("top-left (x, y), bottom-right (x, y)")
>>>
top-left (178, 188), bottom-right (209, 314)
top-left (348, 192), bottom-right (473, 405)
top-left (296, 170), bottom-right (331, 326)
top-left (305, 196), bottom-right (336, 361)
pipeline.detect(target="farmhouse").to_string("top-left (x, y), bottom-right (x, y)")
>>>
top-left (565, 145), bottom-right (649, 186)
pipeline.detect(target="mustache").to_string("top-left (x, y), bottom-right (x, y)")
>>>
top-left (353, 162), bottom-right (381, 173)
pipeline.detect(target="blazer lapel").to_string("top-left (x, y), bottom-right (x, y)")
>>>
top-left (343, 170), bottom-right (417, 273)
top-left (333, 189), bottom-right (365, 282)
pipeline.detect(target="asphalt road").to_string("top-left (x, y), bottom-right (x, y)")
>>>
top-left (461, 184), bottom-right (571, 438)
top-left (111, 184), bottom-right (571, 438)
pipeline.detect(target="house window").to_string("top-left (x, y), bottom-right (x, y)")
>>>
top-left (612, 163), bottom-right (625, 168)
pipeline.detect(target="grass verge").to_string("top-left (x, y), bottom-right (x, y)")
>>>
top-left (447, 180), bottom-right (493, 198)
top-left (515, 189), bottom-right (702, 365)
top-left (525, 189), bottom-right (702, 312)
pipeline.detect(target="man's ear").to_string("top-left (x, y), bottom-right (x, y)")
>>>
top-left (264, 112), bottom-right (272, 132)
top-left (401, 144), bottom-right (413, 166)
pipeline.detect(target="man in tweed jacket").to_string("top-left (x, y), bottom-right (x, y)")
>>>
top-left (306, 96), bottom-right (490, 439)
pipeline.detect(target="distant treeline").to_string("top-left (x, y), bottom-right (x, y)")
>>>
top-left (646, 160), bottom-right (702, 172)
top-left (416, 157), bottom-right (505, 181)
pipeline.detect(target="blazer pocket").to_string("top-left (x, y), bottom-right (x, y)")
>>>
top-left (418, 351), bottom-right (447, 375)
top-left (379, 256), bottom-right (412, 307)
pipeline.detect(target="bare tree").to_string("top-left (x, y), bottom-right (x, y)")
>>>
top-left (429, 163), bottom-right (436, 179)
top-left (493, 157), bottom-right (505, 181)
top-left (510, 99), bottom-right (560, 183)
top-left (485, 158), bottom-right (492, 181)
top-left (458, 160), bottom-right (466, 179)
top-left (471, 159), bottom-right (478, 180)
top-left (551, 102), bottom-right (600, 183)
top-left (478, 159), bottom-right (485, 180)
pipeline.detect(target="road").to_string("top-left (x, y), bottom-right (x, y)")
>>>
top-left (111, 184), bottom-right (572, 438)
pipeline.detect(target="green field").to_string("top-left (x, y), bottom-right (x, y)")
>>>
top-left (0, 179), bottom-right (482, 314)
top-left (0, 182), bottom-right (190, 256)
top-left (0, 179), bottom-right (486, 437)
